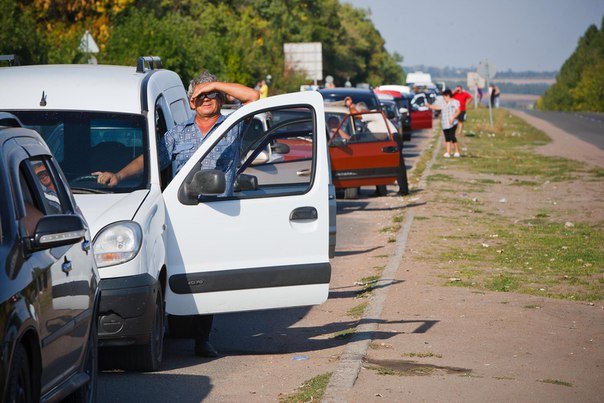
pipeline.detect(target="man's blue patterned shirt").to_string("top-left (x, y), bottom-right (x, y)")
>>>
top-left (159, 113), bottom-right (244, 196)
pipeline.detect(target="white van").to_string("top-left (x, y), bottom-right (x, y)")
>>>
top-left (0, 57), bottom-right (332, 371)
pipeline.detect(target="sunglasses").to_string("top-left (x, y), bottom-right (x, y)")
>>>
top-left (195, 92), bottom-right (220, 101)
top-left (36, 170), bottom-right (50, 180)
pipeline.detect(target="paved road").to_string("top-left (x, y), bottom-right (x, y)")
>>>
top-left (523, 110), bottom-right (604, 149)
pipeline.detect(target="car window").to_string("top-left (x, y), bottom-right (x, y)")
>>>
top-left (25, 159), bottom-right (65, 215)
top-left (190, 106), bottom-right (316, 200)
top-left (347, 112), bottom-right (392, 143)
top-left (8, 111), bottom-right (149, 193)
top-left (170, 99), bottom-right (189, 125)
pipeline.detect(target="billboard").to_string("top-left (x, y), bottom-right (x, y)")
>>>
top-left (283, 42), bottom-right (323, 81)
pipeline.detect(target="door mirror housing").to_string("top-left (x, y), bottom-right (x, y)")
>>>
top-left (31, 215), bottom-right (86, 251)
top-left (271, 142), bottom-right (290, 154)
top-left (183, 169), bottom-right (226, 201)
top-left (330, 136), bottom-right (347, 148)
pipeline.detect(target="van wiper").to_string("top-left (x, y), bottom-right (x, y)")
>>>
top-left (70, 187), bottom-right (110, 194)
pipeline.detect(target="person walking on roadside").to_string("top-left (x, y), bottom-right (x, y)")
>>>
top-left (453, 85), bottom-right (473, 138)
top-left (426, 89), bottom-right (461, 158)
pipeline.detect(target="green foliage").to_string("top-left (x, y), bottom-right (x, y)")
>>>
top-left (5, 0), bottom-right (405, 91)
top-left (538, 17), bottom-right (604, 112)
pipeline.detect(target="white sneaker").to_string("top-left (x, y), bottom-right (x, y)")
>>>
top-left (443, 152), bottom-right (451, 158)
top-left (454, 152), bottom-right (461, 158)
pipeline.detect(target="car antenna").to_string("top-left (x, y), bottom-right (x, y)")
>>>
top-left (40, 91), bottom-right (47, 107)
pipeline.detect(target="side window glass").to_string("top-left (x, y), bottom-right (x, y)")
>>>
top-left (170, 99), bottom-right (189, 125)
top-left (27, 159), bottom-right (64, 215)
top-left (231, 106), bottom-right (315, 197)
top-left (180, 106), bottom-right (316, 203)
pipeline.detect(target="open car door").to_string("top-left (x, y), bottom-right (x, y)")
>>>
top-left (328, 110), bottom-right (400, 189)
top-left (410, 95), bottom-right (433, 130)
top-left (163, 92), bottom-right (331, 316)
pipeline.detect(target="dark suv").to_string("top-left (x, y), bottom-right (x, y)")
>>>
top-left (0, 113), bottom-right (100, 402)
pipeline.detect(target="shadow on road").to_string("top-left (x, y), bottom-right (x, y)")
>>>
top-left (99, 372), bottom-right (211, 402)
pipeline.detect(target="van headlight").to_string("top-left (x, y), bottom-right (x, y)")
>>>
top-left (93, 222), bottom-right (142, 268)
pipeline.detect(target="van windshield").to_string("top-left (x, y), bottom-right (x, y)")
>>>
top-left (6, 110), bottom-right (148, 193)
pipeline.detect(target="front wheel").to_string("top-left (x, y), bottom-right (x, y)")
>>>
top-left (7, 344), bottom-right (34, 403)
top-left (344, 187), bottom-right (359, 199)
top-left (126, 289), bottom-right (164, 372)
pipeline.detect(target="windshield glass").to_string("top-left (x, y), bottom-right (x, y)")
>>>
top-left (6, 111), bottom-right (148, 193)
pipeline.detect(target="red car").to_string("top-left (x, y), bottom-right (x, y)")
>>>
top-left (325, 106), bottom-right (402, 199)
top-left (375, 87), bottom-right (433, 131)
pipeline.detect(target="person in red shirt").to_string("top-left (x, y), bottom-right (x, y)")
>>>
top-left (452, 85), bottom-right (473, 137)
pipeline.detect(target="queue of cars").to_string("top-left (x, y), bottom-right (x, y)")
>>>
top-left (0, 55), bottom-right (436, 395)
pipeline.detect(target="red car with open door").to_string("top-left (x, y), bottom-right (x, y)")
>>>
top-left (325, 105), bottom-right (401, 199)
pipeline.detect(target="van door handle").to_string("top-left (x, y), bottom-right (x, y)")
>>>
top-left (381, 146), bottom-right (398, 153)
top-left (290, 207), bottom-right (318, 221)
top-left (297, 169), bottom-right (311, 177)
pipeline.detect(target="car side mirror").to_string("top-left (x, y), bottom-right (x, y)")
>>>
top-left (183, 169), bottom-right (226, 200)
top-left (330, 136), bottom-right (347, 147)
top-left (386, 111), bottom-right (395, 120)
top-left (399, 107), bottom-right (408, 115)
top-left (271, 142), bottom-right (290, 154)
top-left (31, 215), bottom-right (86, 251)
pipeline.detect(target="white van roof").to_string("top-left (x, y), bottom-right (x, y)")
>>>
top-left (0, 64), bottom-right (182, 114)
top-left (406, 72), bottom-right (433, 86)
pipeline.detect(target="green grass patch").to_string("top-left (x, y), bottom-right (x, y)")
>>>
top-left (356, 276), bottom-right (380, 298)
top-left (367, 364), bottom-right (436, 376)
top-left (428, 173), bottom-right (455, 182)
top-left (380, 224), bottom-right (401, 233)
top-left (402, 352), bottom-right (442, 358)
top-left (279, 372), bottom-right (332, 403)
top-left (347, 302), bottom-right (368, 318)
top-left (331, 328), bottom-right (356, 340)
top-left (537, 379), bottom-right (573, 387)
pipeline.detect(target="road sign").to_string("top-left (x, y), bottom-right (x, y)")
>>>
top-left (467, 72), bottom-right (485, 89)
top-left (79, 31), bottom-right (99, 54)
top-left (283, 42), bottom-right (323, 82)
top-left (477, 59), bottom-right (496, 80)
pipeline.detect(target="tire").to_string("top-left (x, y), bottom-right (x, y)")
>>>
top-left (375, 185), bottom-right (388, 196)
top-left (344, 187), bottom-right (359, 199)
top-left (7, 344), bottom-right (33, 403)
top-left (66, 313), bottom-right (98, 403)
top-left (125, 290), bottom-right (164, 372)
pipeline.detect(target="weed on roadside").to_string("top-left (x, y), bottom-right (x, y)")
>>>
top-left (537, 379), bottom-right (573, 387)
top-left (278, 372), bottom-right (332, 403)
top-left (347, 302), bottom-right (368, 318)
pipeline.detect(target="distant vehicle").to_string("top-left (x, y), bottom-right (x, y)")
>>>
top-left (377, 95), bottom-right (408, 140)
top-left (406, 71), bottom-right (433, 88)
top-left (318, 87), bottom-right (382, 111)
top-left (324, 105), bottom-right (401, 199)
top-left (375, 88), bottom-right (432, 132)
top-left (0, 113), bottom-right (100, 402)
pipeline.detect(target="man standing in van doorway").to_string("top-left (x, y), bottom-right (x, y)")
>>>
top-left (93, 70), bottom-right (259, 357)
top-left (452, 85), bottom-right (473, 138)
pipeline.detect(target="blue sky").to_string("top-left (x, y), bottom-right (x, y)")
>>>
top-left (344, 0), bottom-right (604, 72)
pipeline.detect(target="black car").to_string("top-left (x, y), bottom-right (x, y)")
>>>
top-left (318, 87), bottom-right (382, 111)
top-left (0, 113), bottom-right (100, 402)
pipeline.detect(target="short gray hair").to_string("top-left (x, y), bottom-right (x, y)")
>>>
top-left (187, 70), bottom-right (225, 102)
